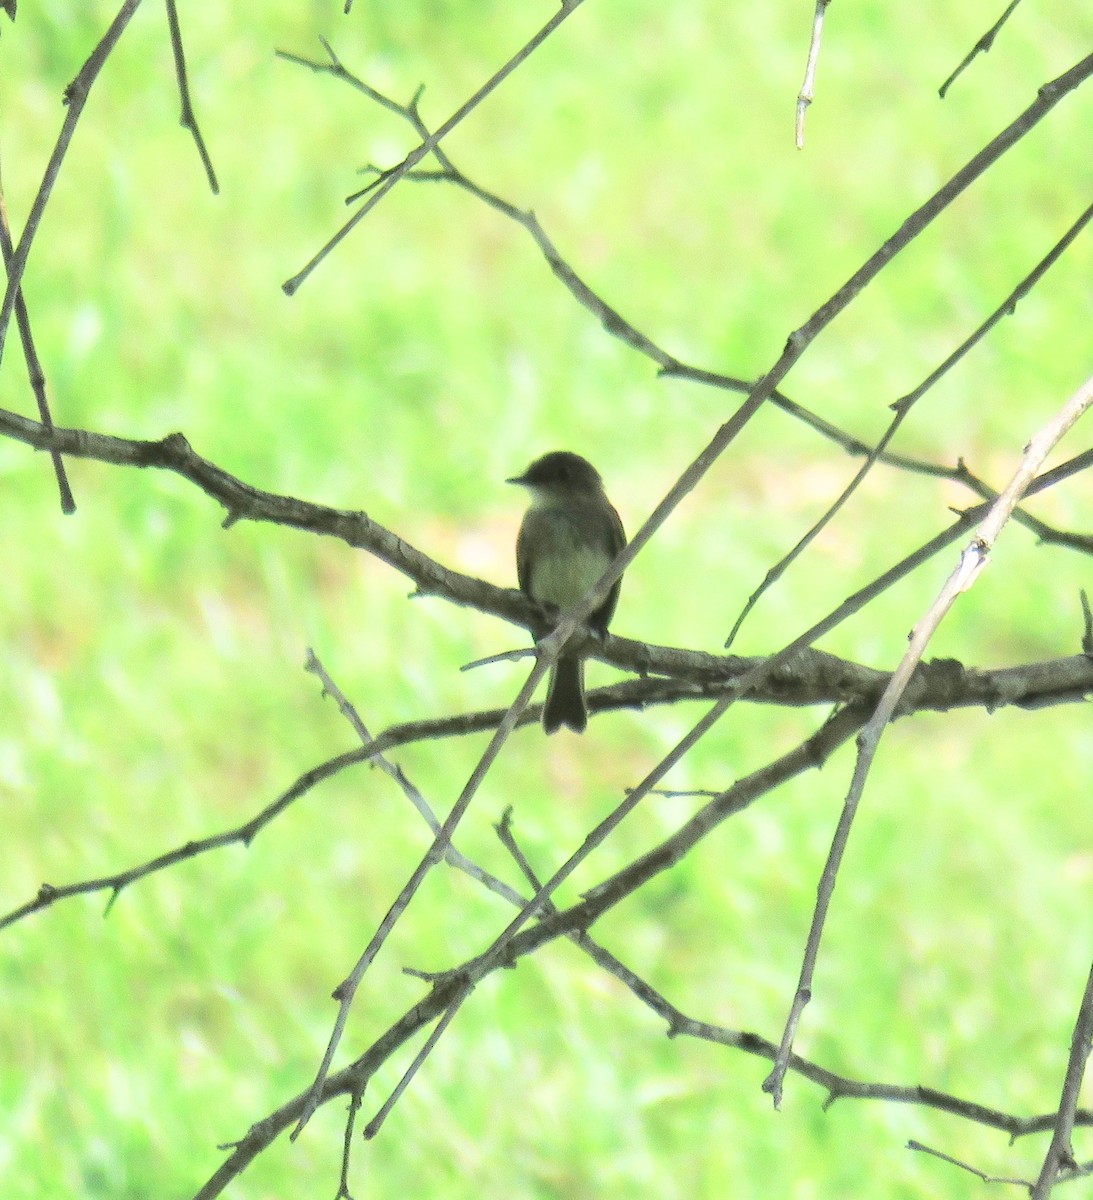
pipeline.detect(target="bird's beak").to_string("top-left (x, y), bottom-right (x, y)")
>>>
top-left (506, 473), bottom-right (528, 486)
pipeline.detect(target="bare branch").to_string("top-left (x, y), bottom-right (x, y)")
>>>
top-left (725, 199), bottom-right (1093, 646)
top-left (908, 1139), bottom-right (1033, 1187)
top-left (0, 139), bottom-right (75, 513)
top-left (0, 743), bottom-right (367, 934)
top-left (1032, 956), bottom-right (1093, 1198)
top-left (939, 0), bottom-right (1025, 98)
top-left (281, 49), bottom-right (1093, 577)
top-left (796, 0), bottom-right (833, 148)
top-left (0, 413), bottom-right (543, 630)
top-left (191, 696), bottom-right (1093, 1196)
top-left (764, 372), bottom-right (1093, 1105)
top-left (164, 0), bottom-right (219, 193)
top-left (0, 0), bottom-right (144, 365)
top-left (281, 1), bottom-right (589, 295)
top-left (5, 636), bottom-right (1090, 942)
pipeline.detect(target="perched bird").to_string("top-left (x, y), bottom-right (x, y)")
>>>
top-left (507, 451), bottom-right (626, 733)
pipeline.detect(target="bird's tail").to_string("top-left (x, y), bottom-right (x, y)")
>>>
top-left (544, 654), bottom-right (586, 734)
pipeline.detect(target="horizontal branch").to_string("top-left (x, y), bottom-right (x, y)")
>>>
top-left (0, 408), bottom-right (522, 619)
top-left (3, 408), bottom-right (1090, 727)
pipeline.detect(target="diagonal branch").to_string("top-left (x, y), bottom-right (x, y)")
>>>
top-left (0, 140), bottom-right (75, 513)
top-left (763, 371), bottom-right (1093, 1105)
top-left (1031, 956), bottom-right (1093, 1198)
top-left (725, 198), bottom-right (1093, 646)
top-left (281, 0), bottom-right (589, 295)
top-left (939, 0), bottom-right (1025, 98)
top-left (164, 0), bottom-right (219, 193)
top-left (0, 0), bottom-right (144, 365)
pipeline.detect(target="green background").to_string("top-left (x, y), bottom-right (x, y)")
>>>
top-left (1, 2), bottom-right (1091, 1196)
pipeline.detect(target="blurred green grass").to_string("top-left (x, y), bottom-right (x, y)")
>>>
top-left (2, 1), bottom-right (1092, 1196)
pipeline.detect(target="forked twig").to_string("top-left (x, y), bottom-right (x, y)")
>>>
top-left (289, 647), bottom-right (553, 1137)
top-left (763, 372), bottom-right (1093, 1106)
top-left (281, 0), bottom-right (589, 295)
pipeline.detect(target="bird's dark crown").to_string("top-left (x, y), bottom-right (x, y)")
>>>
top-left (508, 451), bottom-right (604, 491)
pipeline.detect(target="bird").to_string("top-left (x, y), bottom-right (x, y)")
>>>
top-left (507, 451), bottom-right (626, 733)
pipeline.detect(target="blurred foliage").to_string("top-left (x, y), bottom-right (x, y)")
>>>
top-left (1, 1), bottom-right (1092, 1197)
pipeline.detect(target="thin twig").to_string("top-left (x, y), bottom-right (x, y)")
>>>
top-left (336, 1089), bottom-right (363, 1200)
top-left (939, 0), bottom-right (1024, 99)
top-left (0, 744), bottom-right (368, 933)
top-left (796, 0), bottom-right (832, 149)
top-left (1031, 955), bottom-right (1093, 1198)
top-left (0, 0), bottom-right (144, 365)
top-left (304, 651), bottom-right (538, 904)
top-left (725, 198), bottom-right (1093, 647)
top-left (290, 644), bottom-right (553, 1137)
top-left (0, 140), bottom-right (75, 513)
top-left (164, 0), bottom-right (219, 193)
top-left (907, 1139), bottom-right (1033, 1187)
top-left (1080, 590), bottom-right (1093, 656)
top-left (281, 1), bottom-right (589, 295)
top-left (763, 372), bottom-right (1093, 1106)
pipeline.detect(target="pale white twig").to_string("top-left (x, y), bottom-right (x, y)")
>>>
top-left (796, 0), bottom-right (833, 149)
